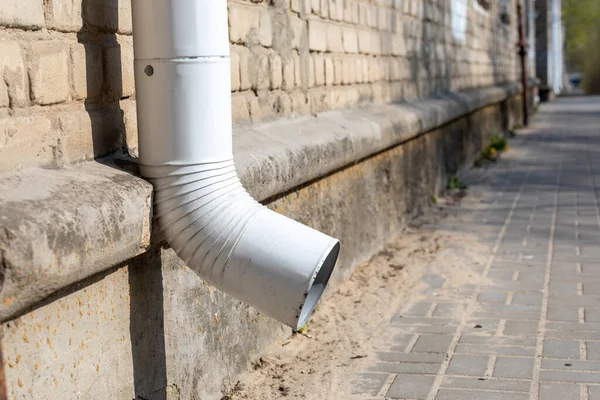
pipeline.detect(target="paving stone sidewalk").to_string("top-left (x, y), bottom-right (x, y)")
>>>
top-left (352, 96), bottom-right (600, 400)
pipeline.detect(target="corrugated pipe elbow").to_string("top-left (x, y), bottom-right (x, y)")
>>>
top-left (132, 0), bottom-right (339, 330)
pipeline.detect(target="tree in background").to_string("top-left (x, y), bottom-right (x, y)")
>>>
top-left (563, 0), bottom-right (600, 93)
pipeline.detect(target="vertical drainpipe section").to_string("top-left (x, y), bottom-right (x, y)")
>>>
top-left (130, 0), bottom-right (340, 330)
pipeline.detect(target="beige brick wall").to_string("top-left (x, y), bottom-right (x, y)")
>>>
top-left (0, 0), bottom-right (519, 173)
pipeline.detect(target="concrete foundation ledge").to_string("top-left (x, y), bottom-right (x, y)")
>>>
top-left (0, 82), bottom-right (522, 322)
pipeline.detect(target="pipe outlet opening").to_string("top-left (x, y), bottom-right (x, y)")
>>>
top-left (296, 241), bottom-right (340, 331)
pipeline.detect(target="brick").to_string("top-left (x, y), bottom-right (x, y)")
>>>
top-left (543, 339), bottom-right (581, 359)
top-left (70, 43), bottom-right (103, 101)
top-left (386, 374), bottom-right (434, 399)
top-left (342, 27), bottom-right (358, 53)
top-left (0, 80), bottom-right (8, 108)
top-left (351, 373), bottom-right (389, 396)
top-left (326, 23), bottom-right (343, 53)
top-left (440, 376), bottom-right (530, 392)
top-left (319, 0), bottom-right (328, 18)
top-left (493, 357), bottom-right (534, 379)
top-left (412, 335), bottom-right (452, 354)
top-left (29, 41), bottom-right (70, 105)
top-left (121, 99), bottom-right (138, 157)
top-left (236, 46), bottom-right (251, 91)
top-left (289, 14), bottom-right (304, 50)
top-left (259, 9), bottom-right (272, 47)
top-left (313, 54), bottom-right (325, 86)
top-left (46, 0), bottom-right (83, 31)
top-left (228, 3), bottom-right (260, 43)
top-left (104, 39), bottom-right (135, 99)
top-left (0, 41), bottom-right (29, 108)
top-left (0, 115), bottom-right (55, 169)
top-left (436, 389), bottom-right (529, 400)
top-left (230, 46), bottom-right (241, 91)
top-left (446, 354), bottom-right (489, 377)
top-left (231, 93), bottom-right (250, 122)
top-left (281, 56), bottom-right (295, 91)
top-left (0, 0), bottom-right (44, 29)
top-left (332, 56), bottom-right (343, 85)
top-left (269, 54), bottom-right (282, 90)
top-left (249, 48), bottom-right (270, 91)
top-left (308, 18), bottom-right (327, 51)
top-left (84, 0), bottom-right (132, 34)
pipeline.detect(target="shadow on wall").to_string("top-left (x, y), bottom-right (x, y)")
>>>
top-left (76, 0), bottom-right (134, 164)
top-left (77, 1), bottom-right (167, 398)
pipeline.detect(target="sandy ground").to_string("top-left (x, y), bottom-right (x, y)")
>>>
top-left (222, 182), bottom-right (496, 400)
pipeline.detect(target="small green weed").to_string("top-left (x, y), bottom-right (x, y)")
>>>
top-left (447, 176), bottom-right (467, 190)
top-left (430, 195), bottom-right (438, 205)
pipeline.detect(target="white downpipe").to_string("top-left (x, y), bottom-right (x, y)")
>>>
top-left (130, 0), bottom-right (340, 330)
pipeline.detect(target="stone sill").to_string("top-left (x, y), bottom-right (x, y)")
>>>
top-left (0, 82), bottom-right (524, 322)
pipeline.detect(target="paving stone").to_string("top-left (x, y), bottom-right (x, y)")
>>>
top-left (386, 374), bottom-right (435, 399)
top-left (542, 359), bottom-right (600, 372)
top-left (455, 343), bottom-right (536, 357)
top-left (459, 335), bottom-right (537, 347)
top-left (371, 362), bottom-right (440, 374)
top-left (351, 373), bottom-right (390, 396)
top-left (440, 376), bottom-right (530, 392)
top-left (477, 292), bottom-right (508, 304)
top-left (435, 389), bottom-right (529, 400)
top-left (512, 292), bottom-right (543, 306)
top-left (543, 339), bottom-right (581, 359)
top-left (446, 354), bottom-right (489, 377)
top-left (412, 335), bottom-right (453, 354)
top-left (547, 305), bottom-right (581, 322)
top-left (588, 385), bottom-right (600, 399)
top-left (377, 352), bottom-right (445, 363)
top-left (540, 370), bottom-right (600, 383)
top-left (539, 382), bottom-right (581, 400)
top-left (405, 302), bottom-right (435, 316)
top-left (503, 320), bottom-right (539, 336)
top-left (493, 357), bottom-right (535, 379)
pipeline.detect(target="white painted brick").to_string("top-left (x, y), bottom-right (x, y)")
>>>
top-left (70, 43), bottom-right (102, 101)
top-left (313, 54), bottom-right (325, 86)
top-left (290, 14), bottom-right (305, 50)
top-left (342, 27), bottom-right (358, 53)
top-left (260, 9), bottom-right (273, 47)
top-left (333, 56), bottom-right (343, 85)
top-left (230, 46), bottom-right (241, 91)
top-left (46, 0), bottom-right (83, 32)
top-left (236, 46), bottom-right (251, 91)
top-left (282, 56), bottom-right (295, 91)
top-left (29, 41), bottom-right (70, 106)
top-left (326, 24), bottom-right (343, 53)
top-left (324, 57), bottom-right (335, 86)
top-left (308, 18), bottom-right (327, 52)
top-left (270, 53), bottom-right (282, 90)
top-left (319, 0), bottom-right (329, 18)
top-left (0, 0), bottom-right (44, 29)
top-left (0, 41), bottom-right (29, 108)
top-left (84, 0), bottom-right (132, 34)
top-left (229, 3), bottom-right (260, 43)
